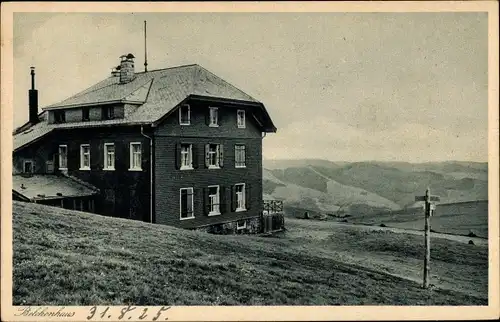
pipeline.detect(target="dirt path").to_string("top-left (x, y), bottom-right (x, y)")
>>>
top-left (291, 217), bottom-right (488, 246)
top-left (334, 221), bottom-right (488, 246)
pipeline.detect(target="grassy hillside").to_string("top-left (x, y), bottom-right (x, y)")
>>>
top-left (13, 201), bottom-right (487, 305)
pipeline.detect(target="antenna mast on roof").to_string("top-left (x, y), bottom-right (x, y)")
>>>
top-left (144, 20), bottom-right (148, 72)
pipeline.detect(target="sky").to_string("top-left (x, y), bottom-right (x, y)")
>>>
top-left (13, 12), bottom-right (488, 162)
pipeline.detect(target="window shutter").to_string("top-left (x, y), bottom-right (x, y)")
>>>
top-left (231, 185), bottom-right (236, 212)
top-left (219, 186), bottom-right (226, 214)
top-left (191, 144), bottom-right (198, 169)
top-left (203, 188), bottom-right (209, 215)
top-left (180, 189), bottom-right (187, 217)
top-left (205, 109), bottom-right (210, 126)
top-left (205, 144), bottom-right (210, 168)
top-left (219, 144), bottom-right (224, 168)
top-left (246, 184), bottom-right (251, 210)
top-left (175, 144), bottom-right (181, 170)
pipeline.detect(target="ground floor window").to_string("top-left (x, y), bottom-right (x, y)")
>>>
top-left (208, 185), bottom-right (220, 215)
top-left (235, 183), bottom-right (246, 211)
top-left (180, 188), bottom-right (194, 219)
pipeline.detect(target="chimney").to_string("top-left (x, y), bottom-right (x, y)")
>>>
top-left (29, 67), bottom-right (39, 124)
top-left (119, 53), bottom-right (135, 84)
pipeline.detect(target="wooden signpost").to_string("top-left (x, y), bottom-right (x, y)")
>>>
top-left (415, 188), bottom-right (440, 289)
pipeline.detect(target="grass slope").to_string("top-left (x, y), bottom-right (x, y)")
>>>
top-left (13, 202), bottom-right (486, 305)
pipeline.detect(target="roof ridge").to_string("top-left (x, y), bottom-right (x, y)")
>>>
top-left (135, 63), bottom-right (199, 75)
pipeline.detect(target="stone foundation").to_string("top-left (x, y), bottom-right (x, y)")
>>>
top-left (194, 216), bottom-right (261, 235)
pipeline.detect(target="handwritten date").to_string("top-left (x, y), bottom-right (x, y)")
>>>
top-left (87, 306), bottom-right (171, 321)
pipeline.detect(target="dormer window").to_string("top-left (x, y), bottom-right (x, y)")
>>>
top-left (209, 107), bottom-right (219, 127)
top-left (54, 110), bottom-right (66, 124)
top-left (102, 106), bottom-right (115, 120)
top-left (82, 107), bottom-right (90, 121)
top-left (179, 104), bottom-right (190, 125)
top-left (237, 110), bottom-right (245, 128)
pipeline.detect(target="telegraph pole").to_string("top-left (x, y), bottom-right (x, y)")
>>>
top-left (415, 188), bottom-right (440, 289)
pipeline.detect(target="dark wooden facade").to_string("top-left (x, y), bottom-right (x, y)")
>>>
top-left (13, 98), bottom-right (266, 229)
top-left (154, 99), bottom-right (264, 228)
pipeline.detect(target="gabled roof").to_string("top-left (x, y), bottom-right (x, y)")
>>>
top-left (14, 64), bottom-right (276, 151)
top-left (12, 175), bottom-right (99, 201)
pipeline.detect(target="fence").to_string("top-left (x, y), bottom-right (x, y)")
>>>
top-left (261, 200), bottom-right (285, 233)
top-left (263, 199), bottom-right (284, 214)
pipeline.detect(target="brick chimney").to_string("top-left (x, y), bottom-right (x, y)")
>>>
top-left (119, 53), bottom-right (135, 84)
top-left (29, 67), bottom-right (39, 124)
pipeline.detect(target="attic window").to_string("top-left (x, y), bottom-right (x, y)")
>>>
top-left (82, 107), bottom-right (90, 121)
top-left (102, 106), bottom-right (115, 120)
top-left (54, 110), bottom-right (66, 124)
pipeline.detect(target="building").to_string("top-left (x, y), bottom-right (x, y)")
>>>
top-left (13, 54), bottom-right (278, 233)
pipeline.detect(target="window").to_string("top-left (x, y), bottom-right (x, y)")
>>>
top-left (23, 160), bottom-right (33, 174)
top-left (179, 104), bottom-right (190, 125)
top-left (237, 110), bottom-right (245, 128)
top-left (102, 106), bottom-right (114, 120)
top-left (54, 110), bottom-right (66, 123)
top-left (80, 144), bottom-right (90, 170)
top-left (237, 220), bottom-right (247, 230)
top-left (205, 144), bottom-right (223, 168)
top-left (207, 186), bottom-right (220, 216)
top-left (58, 145), bottom-right (68, 170)
top-left (180, 144), bottom-right (193, 169)
top-left (235, 183), bottom-right (246, 211)
top-left (235, 145), bottom-right (246, 168)
top-left (209, 107), bottom-right (219, 127)
top-left (104, 143), bottom-right (115, 170)
top-left (180, 188), bottom-right (194, 219)
top-left (129, 142), bottom-right (142, 170)
top-left (82, 107), bottom-right (90, 121)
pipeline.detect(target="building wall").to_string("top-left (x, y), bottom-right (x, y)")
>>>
top-left (154, 100), bottom-right (264, 229)
top-left (14, 126), bottom-right (152, 222)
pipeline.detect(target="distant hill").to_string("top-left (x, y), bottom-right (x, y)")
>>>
top-left (263, 159), bottom-right (488, 216)
top-left (263, 159), bottom-right (348, 170)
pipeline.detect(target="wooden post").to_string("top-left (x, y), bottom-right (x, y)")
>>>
top-left (415, 188), bottom-right (440, 289)
top-left (423, 188), bottom-right (431, 289)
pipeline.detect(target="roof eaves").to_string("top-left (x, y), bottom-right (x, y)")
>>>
top-left (13, 128), bottom-right (54, 153)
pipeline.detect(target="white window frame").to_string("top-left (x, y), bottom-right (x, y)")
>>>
top-left (208, 144), bottom-right (220, 169)
top-left (180, 144), bottom-right (193, 170)
top-left (235, 144), bottom-right (246, 168)
top-left (237, 220), bottom-right (247, 230)
top-left (237, 110), bottom-right (246, 128)
top-left (179, 187), bottom-right (194, 220)
top-left (58, 145), bottom-right (68, 170)
top-left (179, 104), bottom-right (191, 125)
top-left (80, 144), bottom-right (90, 170)
top-left (209, 107), bottom-right (219, 127)
top-left (235, 183), bottom-right (246, 212)
top-left (129, 142), bottom-right (142, 171)
top-left (103, 143), bottom-right (115, 171)
top-left (23, 160), bottom-right (34, 174)
top-left (208, 185), bottom-right (221, 216)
